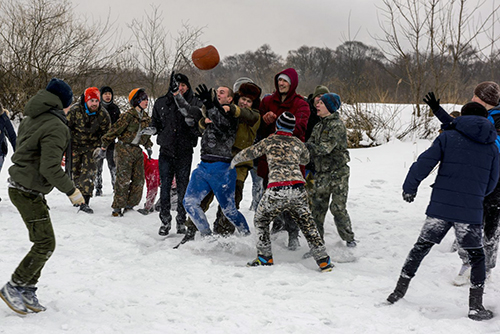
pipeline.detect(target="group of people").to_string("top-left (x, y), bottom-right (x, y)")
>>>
top-left (1, 70), bottom-right (499, 322)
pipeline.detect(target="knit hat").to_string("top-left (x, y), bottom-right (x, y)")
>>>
top-left (233, 77), bottom-right (253, 92)
top-left (461, 102), bottom-right (487, 117)
top-left (278, 74), bottom-right (291, 85)
top-left (129, 88), bottom-right (147, 107)
top-left (320, 93), bottom-right (342, 113)
top-left (238, 82), bottom-right (261, 102)
top-left (474, 81), bottom-right (500, 106)
top-left (312, 85), bottom-right (330, 101)
top-left (84, 87), bottom-right (100, 103)
top-left (46, 78), bottom-right (73, 108)
top-left (276, 111), bottom-right (296, 133)
top-left (174, 73), bottom-right (191, 89)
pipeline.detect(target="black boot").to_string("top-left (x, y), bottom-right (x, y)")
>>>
top-left (468, 287), bottom-right (494, 321)
top-left (387, 276), bottom-right (411, 304)
top-left (173, 226), bottom-right (197, 249)
top-left (79, 195), bottom-right (94, 214)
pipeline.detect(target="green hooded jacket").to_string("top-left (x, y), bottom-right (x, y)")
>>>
top-left (9, 90), bottom-right (75, 195)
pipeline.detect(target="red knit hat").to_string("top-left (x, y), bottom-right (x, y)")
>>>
top-left (84, 87), bottom-right (101, 102)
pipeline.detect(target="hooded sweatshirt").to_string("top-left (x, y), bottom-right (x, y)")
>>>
top-left (9, 90), bottom-right (75, 195)
top-left (403, 115), bottom-right (499, 224)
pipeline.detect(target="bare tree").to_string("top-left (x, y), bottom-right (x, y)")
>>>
top-left (127, 4), bottom-right (203, 98)
top-left (0, 0), bottom-right (121, 116)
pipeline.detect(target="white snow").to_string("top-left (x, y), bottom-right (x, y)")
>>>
top-left (1, 109), bottom-right (500, 333)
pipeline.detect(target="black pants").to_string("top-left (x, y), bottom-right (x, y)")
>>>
top-left (402, 238), bottom-right (486, 287)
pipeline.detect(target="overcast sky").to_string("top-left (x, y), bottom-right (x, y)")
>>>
top-left (75, 0), bottom-right (387, 58)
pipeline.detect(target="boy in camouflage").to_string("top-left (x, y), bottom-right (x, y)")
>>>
top-left (100, 88), bottom-right (153, 217)
top-left (231, 112), bottom-right (333, 272)
top-left (306, 93), bottom-right (356, 247)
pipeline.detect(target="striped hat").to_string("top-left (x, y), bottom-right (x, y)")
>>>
top-left (276, 111), bottom-right (296, 133)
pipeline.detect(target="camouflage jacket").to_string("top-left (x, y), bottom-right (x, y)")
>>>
top-left (101, 107), bottom-right (153, 149)
top-left (306, 112), bottom-right (350, 173)
top-left (67, 104), bottom-right (111, 150)
top-left (232, 132), bottom-right (309, 185)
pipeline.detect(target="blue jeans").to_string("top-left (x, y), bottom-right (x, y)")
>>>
top-left (183, 161), bottom-right (249, 235)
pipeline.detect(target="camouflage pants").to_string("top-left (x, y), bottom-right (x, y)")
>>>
top-left (112, 143), bottom-right (144, 209)
top-left (9, 187), bottom-right (55, 286)
top-left (311, 170), bottom-right (355, 242)
top-left (254, 185), bottom-right (327, 262)
top-left (71, 148), bottom-right (96, 197)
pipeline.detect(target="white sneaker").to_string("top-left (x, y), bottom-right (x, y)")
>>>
top-left (453, 264), bottom-right (471, 286)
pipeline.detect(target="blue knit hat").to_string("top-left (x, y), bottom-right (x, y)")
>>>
top-left (46, 78), bottom-right (73, 108)
top-left (320, 93), bottom-right (341, 113)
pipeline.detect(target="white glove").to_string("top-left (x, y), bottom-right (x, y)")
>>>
top-left (93, 147), bottom-right (106, 160)
top-left (139, 127), bottom-right (156, 136)
top-left (68, 188), bottom-right (84, 205)
top-left (229, 159), bottom-right (237, 169)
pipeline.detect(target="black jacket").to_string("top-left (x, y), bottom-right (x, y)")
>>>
top-left (151, 88), bottom-right (203, 158)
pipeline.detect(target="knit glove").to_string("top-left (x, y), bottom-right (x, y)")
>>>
top-left (169, 71), bottom-right (179, 94)
top-left (92, 147), bottom-right (106, 160)
top-left (402, 191), bottom-right (416, 203)
top-left (68, 188), bottom-right (85, 205)
top-left (229, 158), bottom-right (237, 169)
top-left (139, 127), bottom-right (157, 136)
top-left (423, 92), bottom-right (440, 113)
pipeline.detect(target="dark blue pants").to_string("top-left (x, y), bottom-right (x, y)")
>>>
top-left (183, 161), bottom-right (249, 236)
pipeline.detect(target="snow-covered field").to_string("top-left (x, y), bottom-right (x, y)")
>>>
top-left (1, 106), bottom-right (499, 333)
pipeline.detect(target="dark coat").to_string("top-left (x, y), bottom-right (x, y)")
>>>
top-left (0, 109), bottom-right (16, 156)
top-left (151, 88), bottom-right (202, 158)
top-left (403, 115), bottom-right (500, 225)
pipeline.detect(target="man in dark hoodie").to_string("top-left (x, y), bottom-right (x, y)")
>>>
top-left (258, 68), bottom-right (310, 250)
top-left (387, 99), bottom-right (499, 321)
top-left (0, 78), bottom-right (84, 315)
top-left (151, 72), bottom-right (203, 236)
top-left (425, 83), bottom-right (500, 283)
top-left (94, 86), bottom-right (121, 196)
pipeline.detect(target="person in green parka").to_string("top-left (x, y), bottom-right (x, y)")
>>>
top-left (0, 78), bottom-right (85, 315)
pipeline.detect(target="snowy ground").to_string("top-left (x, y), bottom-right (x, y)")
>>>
top-left (1, 135), bottom-right (500, 333)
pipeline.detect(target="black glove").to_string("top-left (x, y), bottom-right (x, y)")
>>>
top-left (169, 71), bottom-right (179, 94)
top-left (423, 92), bottom-right (440, 113)
top-left (147, 148), bottom-right (153, 160)
top-left (402, 191), bottom-right (416, 203)
top-left (195, 84), bottom-right (214, 109)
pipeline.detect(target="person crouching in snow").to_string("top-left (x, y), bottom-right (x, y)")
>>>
top-left (138, 151), bottom-right (160, 215)
top-left (387, 100), bottom-right (499, 321)
top-left (231, 111), bottom-right (333, 272)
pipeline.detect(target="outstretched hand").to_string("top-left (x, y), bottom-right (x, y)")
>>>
top-left (423, 92), bottom-right (440, 112)
top-left (195, 84), bottom-right (214, 109)
top-left (402, 191), bottom-right (416, 203)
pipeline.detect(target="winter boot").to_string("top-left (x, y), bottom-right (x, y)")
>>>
top-left (173, 226), bottom-right (196, 249)
top-left (137, 208), bottom-right (151, 215)
top-left (95, 188), bottom-right (103, 197)
top-left (176, 223), bottom-right (187, 234)
top-left (453, 263), bottom-right (471, 286)
top-left (316, 256), bottom-right (334, 272)
top-left (159, 221), bottom-right (171, 236)
top-left (123, 206), bottom-right (134, 214)
top-left (20, 286), bottom-right (46, 313)
top-left (387, 275), bottom-right (411, 304)
top-left (79, 203), bottom-right (94, 214)
top-left (346, 240), bottom-right (357, 248)
top-left (247, 254), bottom-right (274, 267)
top-left (0, 282), bottom-right (28, 315)
top-left (468, 287), bottom-right (494, 321)
top-left (112, 208), bottom-right (123, 217)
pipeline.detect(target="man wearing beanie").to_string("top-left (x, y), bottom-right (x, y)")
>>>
top-left (425, 82), bottom-right (500, 283)
top-left (100, 88), bottom-right (153, 217)
top-left (67, 87), bottom-right (111, 213)
top-left (231, 111), bottom-right (333, 272)
top-left (258, 67), bottom-right (311, 250)
top-left (389, 95), bottom-right (498, 321)
top-left (306, 93), bottom-right (356, 248)
top-left (94, 86), bottom-right (121, 196)
top-left (151, 71), bottom-right (203, 235)
top-left (1, 78), bottom-right (85, 315)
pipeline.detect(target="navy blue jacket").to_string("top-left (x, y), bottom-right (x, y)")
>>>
top-left (0, 111), bottom-right (16, 156)
top-left (403, 115), bottom-right (499, 224)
